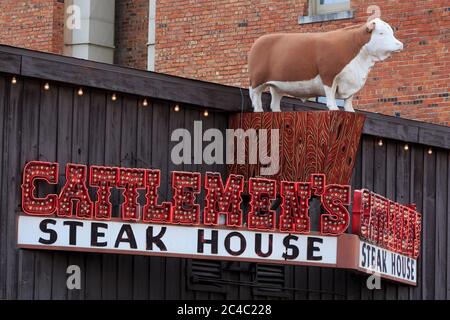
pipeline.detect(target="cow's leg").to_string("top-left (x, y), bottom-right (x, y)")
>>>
top-left (269, 86), bottom-right (283, 112)
top-left (324, 85), bottom-right (339, 110)
top-left (343, 95), bottom-right (355, 112)
top-left (250, 85), bottom-right (264, 112)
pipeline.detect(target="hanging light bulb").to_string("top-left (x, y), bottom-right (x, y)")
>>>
top-left (378, 139), bottom-right (383, 147)
top-left (203, 110), bottom-right (209, 117)
top-left (174, 104), bottom-right (180, 112)
top-left (404, 144), bottom-right (409, 151)
top-left (44, 82), bottom-right (50, 90)
top-left (111, 93), bottom-right (117, 101)
top-left (142, 98), bottom-right (148, 107)
top-left (427, 148), bottom-right (433, 155)
top-left (77, 88), bottom-right (84, 96)
top-left (11, 76), bottom-right (17, 84)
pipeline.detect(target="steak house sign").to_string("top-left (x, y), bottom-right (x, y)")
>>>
top-left (17, 161), bottom-right (422, 285)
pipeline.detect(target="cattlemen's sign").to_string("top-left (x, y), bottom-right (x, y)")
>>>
top-left (17, 161), bottom-right (422, 285)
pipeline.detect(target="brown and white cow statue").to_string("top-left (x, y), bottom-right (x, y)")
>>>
top-left (248, 18), bottom-right (403, 112)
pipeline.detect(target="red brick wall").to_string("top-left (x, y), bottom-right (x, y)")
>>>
top-left (156, 0), bottom-right (450, 126)
top-left (0, 0), bottom-right (64, 54)
top-left (114, 0), bottom-right (149, 70)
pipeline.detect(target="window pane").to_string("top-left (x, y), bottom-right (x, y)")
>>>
top-left (320, 0), bottom-right (348, 4)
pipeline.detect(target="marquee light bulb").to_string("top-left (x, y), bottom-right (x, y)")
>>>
top-left (77, 88), bottom-right (84, 96)
top-left (11, 76), bottom-right (17, 84)
top-left (378, 139), bottom-right (383, 147)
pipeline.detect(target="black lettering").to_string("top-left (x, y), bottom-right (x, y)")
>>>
top-left (307, 237), bottom-right (323, 261)
top-left (361, 242), bottom-right (367, 267)
top-left (371, 246), bottom-right (376, 268)
top-left (282, 235), bottom-right (299, 260)
top-left (391, 252), bottom-right (396, 274)
top-left (255, 233), bottom-right (273, 257)
top-left (63, 220), bottom-right (83, 245)
top-left (38, 219), bottom-right (57, 244)
top-left (114, 224), bottom-right (137, 249)
top-left (91, 222), bottom-right (107, 247)
top-left (197, 229), bottom-right (218, 254)
top-left (406, 258), bottom-right (411, 279)
top-left (146, 226), bottom-right (167, 251)
top-left (224, 232), bottom-right (246, 256)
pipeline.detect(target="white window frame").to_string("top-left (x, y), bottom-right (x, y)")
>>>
top-left (311, 0), bottom-right (350, 15)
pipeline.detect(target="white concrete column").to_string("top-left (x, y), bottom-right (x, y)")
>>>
top-left (147, 0), bottom-right (157, 71)
top-left (64, 0), bottom-right (115, 64)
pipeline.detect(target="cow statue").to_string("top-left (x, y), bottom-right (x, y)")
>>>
top-left (248, 18), bottom-right (403, 112)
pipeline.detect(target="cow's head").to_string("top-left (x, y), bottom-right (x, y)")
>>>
top-left (365, 18), bottom-right (403, 61)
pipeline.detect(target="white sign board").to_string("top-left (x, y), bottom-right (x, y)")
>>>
top-left (359, 240), bottom-right (417, 285)
top-left (17, 216), bottom-right (338, 266)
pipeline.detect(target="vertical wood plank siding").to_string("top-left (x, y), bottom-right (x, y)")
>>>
top-left (0, 72), bottom-right (449, 299)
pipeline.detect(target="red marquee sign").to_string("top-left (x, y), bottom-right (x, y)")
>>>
top-left (21, 160), bottom-right (421, 260)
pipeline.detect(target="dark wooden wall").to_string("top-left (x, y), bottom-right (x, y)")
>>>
top-left (0, 46), bottom-right (449, 300)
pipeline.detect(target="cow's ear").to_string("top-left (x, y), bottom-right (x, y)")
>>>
top-left (366, 20), bottom-right (376, 33)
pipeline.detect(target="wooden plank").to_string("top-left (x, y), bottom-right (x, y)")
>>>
top-left (210, 112), bottom-right (228, 300)
top-left (305, 112), bottom-right (329, 179)
top-left (422, 147), bottom-right (436, 299)
top-left (117, 96), bottom-right (138, 300)
top-left (409, 146), bottom-right (424, 300)
top-left (67, 84), bottom-right (91, 300)
top-left (34, 81), bottom-right (59, 300)
top-left (148, 101), bottom-right (170, 300)
top-left (85, 90), bottom-right (107, 300)
top-left (293, 112), bottom-right (308, 182)
top-left (294, 266), bottom-right (308, 300)
top-left (0, 76), bottom-right (6, 299)
top-left (447, 152), bottom-right (450, 300)
top-left (418, 127), bottom-right (450, 150)
top-left (133, 98), bottom-right (153, 300)
top-left (384, 141), bottom-right (398, 300)
top-left (372, 136), bottom-right (387, 300)
top-left (434, 150), bottom-right (447, 299)
top-left (1, 74), bottom-right (23, 299)
top-left (101, 91), bottom-right (123, 300)
top-left (19, 54), bottom-right (251, 113)
top-left (0, 51), bottom-right (21, 74)
top-left (164, 102), bottom-right (185, 300)
top-left (362, 117), bottom-right (419, 144)
top-left (339, 113), bottom-right (365, 184)
top-left (396, 138), bottom-right (411, 300)
top-left (333, 269), bottom-right (346, 300)
top-left (52, 85), bottom-right (74, 300)
top-left (17, 79), bottom-right (41, 299)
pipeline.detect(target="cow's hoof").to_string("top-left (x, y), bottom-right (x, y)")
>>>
top-left (253, 108), bottom-right (264, 112)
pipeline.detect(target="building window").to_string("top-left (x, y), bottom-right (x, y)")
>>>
top-left (311, 0), bottom-right (350, 15)
top-left (299, 0), bottom-right (353, 24)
